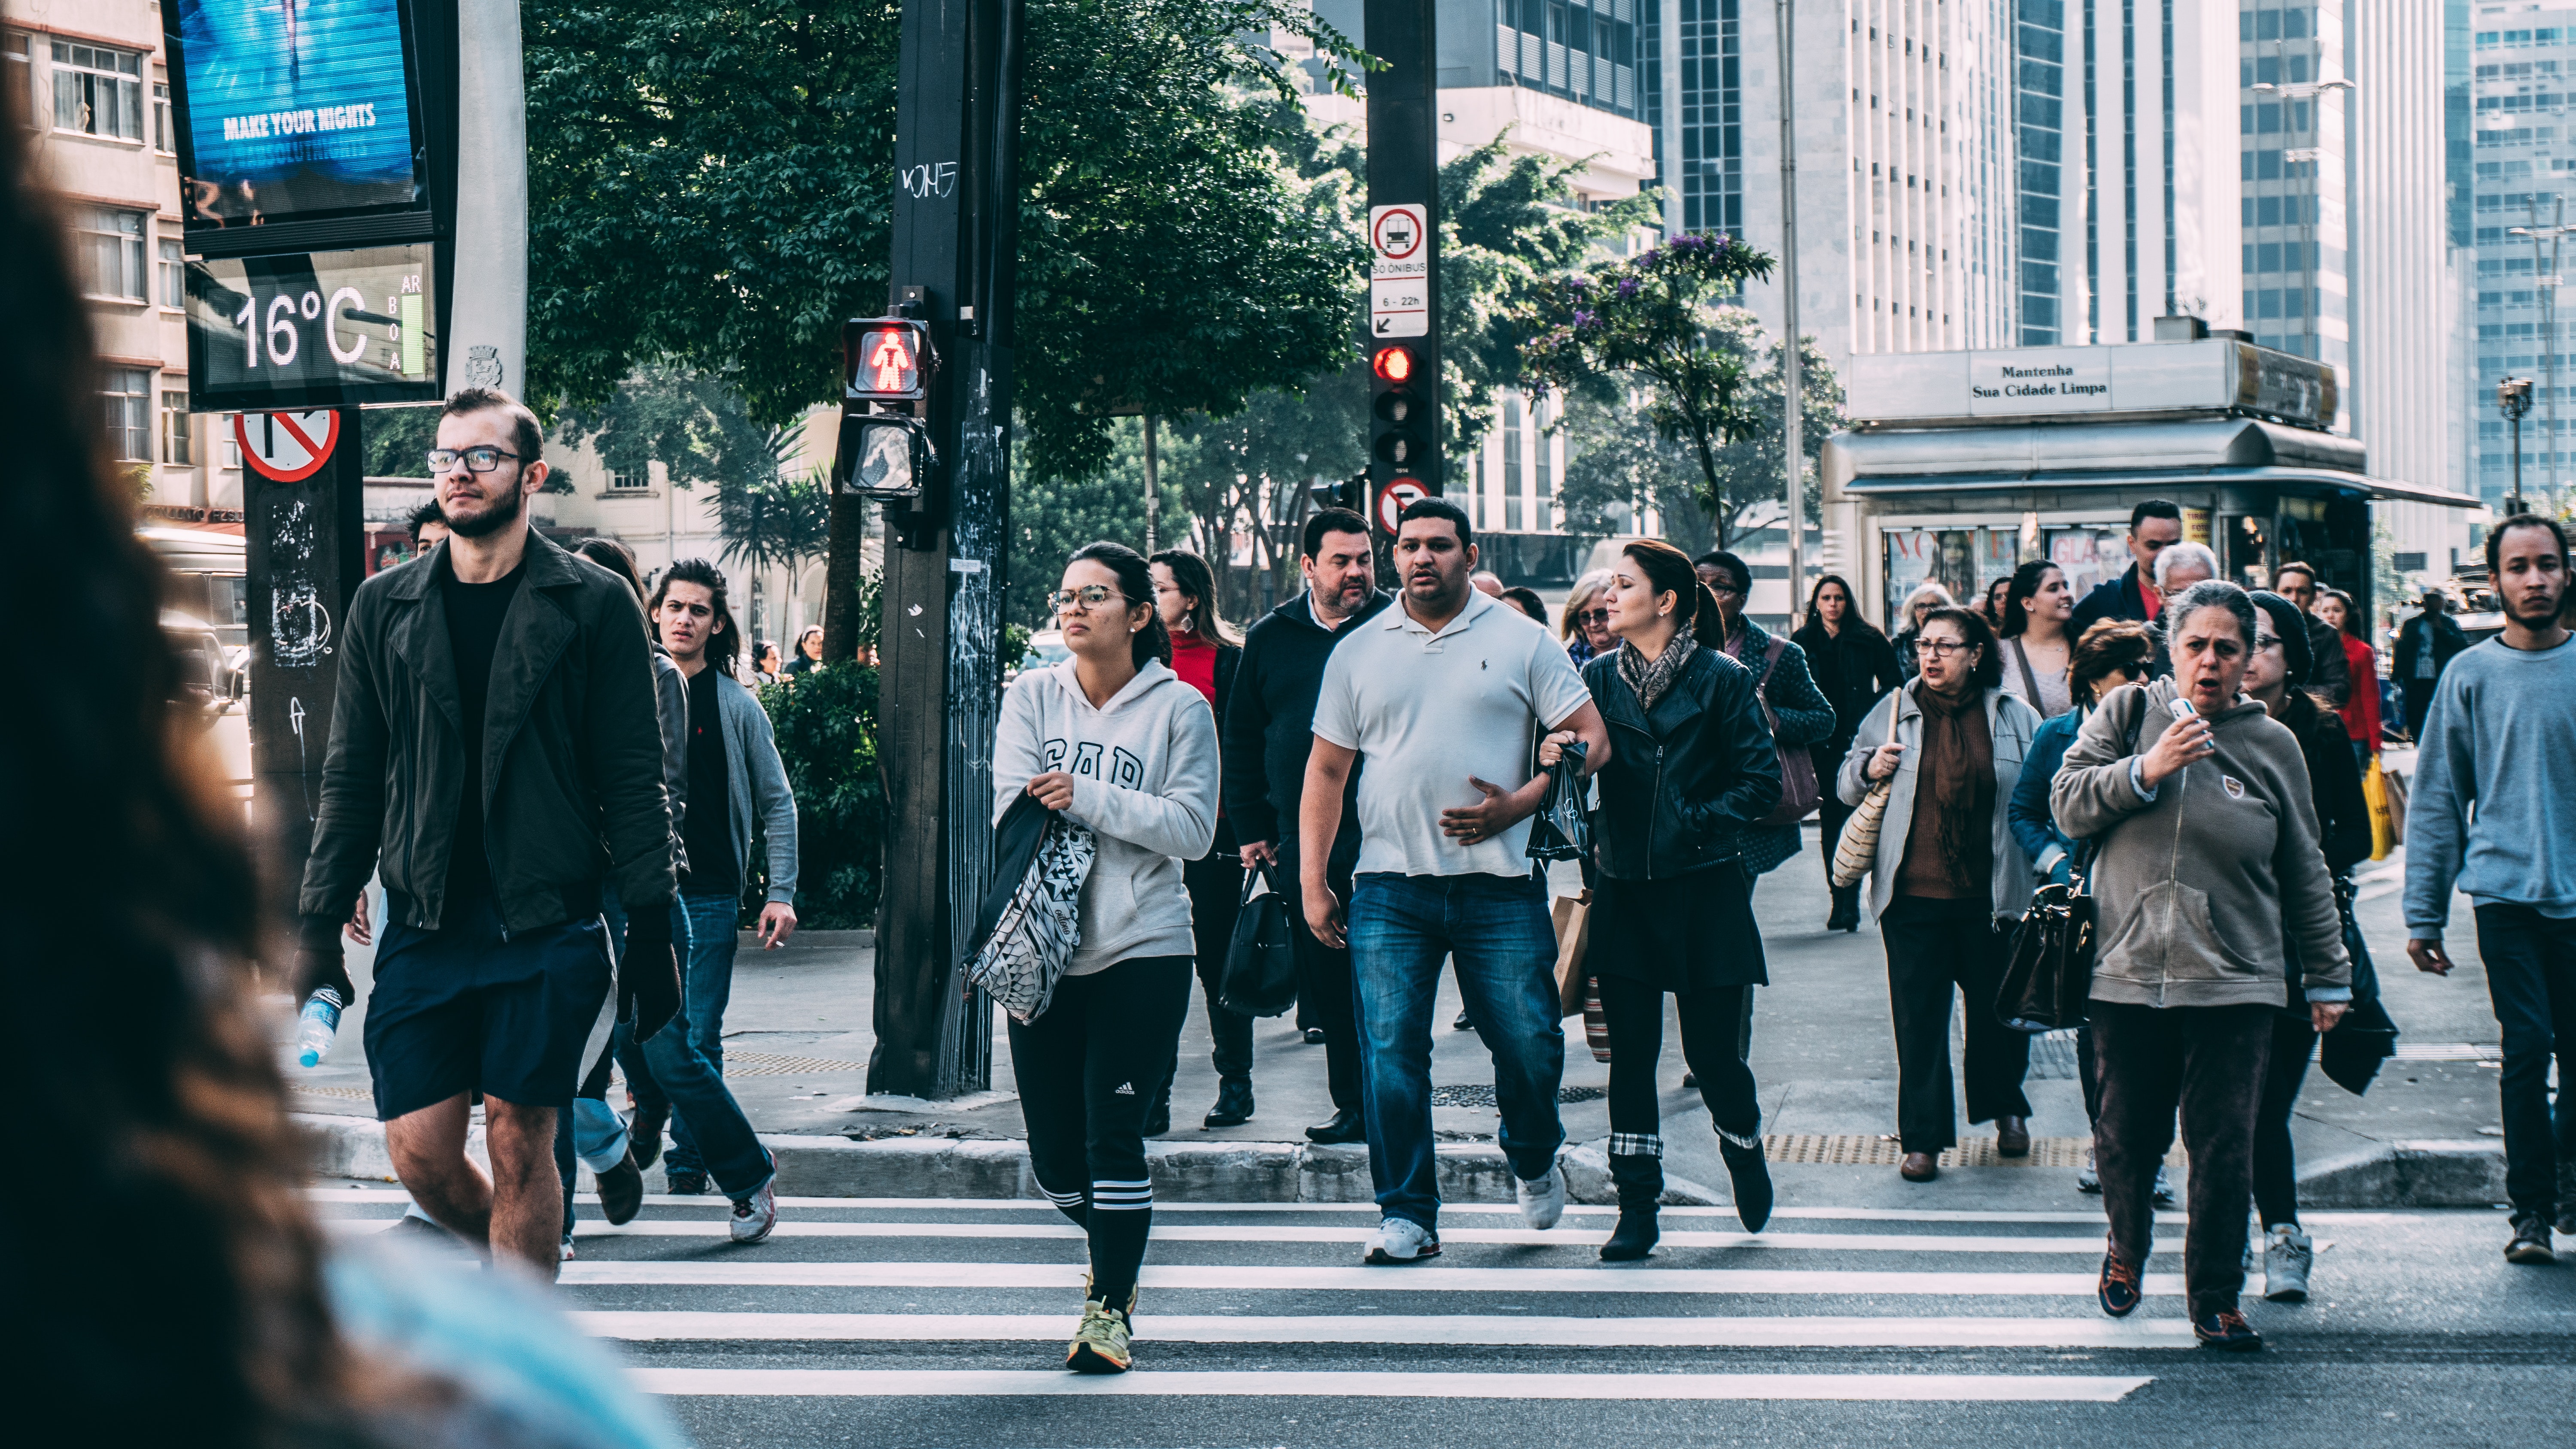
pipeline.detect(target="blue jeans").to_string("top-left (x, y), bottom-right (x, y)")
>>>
top-left (607, 897), bottom-right (774, 1200)
top-left (662, 894), bottom-right (744, 1174)
top-left (1347, 872), bottom-right (1566, 1231)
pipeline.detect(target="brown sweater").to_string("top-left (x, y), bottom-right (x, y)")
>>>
top-left (1895, 682), bottom-right (1995, 900)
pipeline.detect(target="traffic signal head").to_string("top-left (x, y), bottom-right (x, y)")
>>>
top-left (1370, 345), bottom-right (1427, 468)
top-left (845, 318), bottom-right (931, 401)
top-left (1372, 345), bottom-right (1416, 385)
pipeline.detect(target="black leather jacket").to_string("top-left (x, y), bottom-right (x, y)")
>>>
top-left (1582, 645), bottom-right (1784, 881)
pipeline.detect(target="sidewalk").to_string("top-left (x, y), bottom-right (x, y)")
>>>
top-left (286, 822), bottom-right (2515, 1209)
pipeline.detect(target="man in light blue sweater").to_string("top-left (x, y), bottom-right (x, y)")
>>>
top-left (2405, 515), bottom-right (2576, 1265)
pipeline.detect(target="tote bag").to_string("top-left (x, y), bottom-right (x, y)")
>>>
top-left (1218, 865), bottom-right (1300, 1018)
top-left (1830, 696), bottom-right (1903, 889)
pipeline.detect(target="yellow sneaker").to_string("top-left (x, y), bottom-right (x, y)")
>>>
top-left (1066, 1282), bottom-right (1137, 1373)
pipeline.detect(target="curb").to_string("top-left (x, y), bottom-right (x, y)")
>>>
top-left (292, 1115), bottom-right (1722, 1206)
top-left (2295, 1138), bottom-right (2510, 1209)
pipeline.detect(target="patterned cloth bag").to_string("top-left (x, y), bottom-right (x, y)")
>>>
top-left (963, 813), bottom-right (1097, 1025)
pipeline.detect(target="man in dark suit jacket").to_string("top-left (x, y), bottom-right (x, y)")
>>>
top-left (2069, 500), bottom-right (2186, 637)
top-left (2271, 561), bottom-right (2354, 708)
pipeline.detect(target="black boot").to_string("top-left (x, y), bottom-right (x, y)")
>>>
top-left (1720, 1134), bottom-right (1774, 1233)
top-left (1203, 1075), bottom-right (1255, 1128)
top-left (1600, 1152), bottom-right (1663, 1261)
top-left (1826, 883), bottom-right (1861, 934)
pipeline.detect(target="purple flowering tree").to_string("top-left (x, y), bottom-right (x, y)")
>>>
top-left (1517, 232), bottom-right (1777, 546)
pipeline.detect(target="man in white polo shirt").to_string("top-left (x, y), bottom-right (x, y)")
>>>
top-left (1300, 498), bottom-right (1611, 1264)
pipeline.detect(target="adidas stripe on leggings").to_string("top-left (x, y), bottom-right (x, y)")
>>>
top-left (1005, 954), bottom-right (1195, 1306)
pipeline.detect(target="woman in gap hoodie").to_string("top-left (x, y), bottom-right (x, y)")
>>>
top-left (992, 540), bottom-right (1219, 1376)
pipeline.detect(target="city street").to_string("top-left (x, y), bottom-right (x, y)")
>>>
top-left (310, 1191), bottom-right (2576, 1446)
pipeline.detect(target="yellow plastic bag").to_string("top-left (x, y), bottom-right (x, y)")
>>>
top-left (2363, 756), bottom-right (2395, 861)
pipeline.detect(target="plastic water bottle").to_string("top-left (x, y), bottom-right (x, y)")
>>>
top-left (295, 986), bottom-right (345, 1068)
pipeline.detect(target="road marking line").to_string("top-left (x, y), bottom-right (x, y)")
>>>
top-left (559, 1261), bottom-right (2184, 1295)
top-left (632, 1368), bottom-right (2157, 1401)
top-left (459, 1220), bottom-right (2166, 1255)
top-left (575, 1311), bottom-right (2198, 1348)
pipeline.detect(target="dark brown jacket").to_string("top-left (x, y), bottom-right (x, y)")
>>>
top-left (298, 531), bottom-right (675, 932)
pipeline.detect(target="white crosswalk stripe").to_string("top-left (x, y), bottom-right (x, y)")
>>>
top-left (319, 1197), bottom-right (2194, 1402)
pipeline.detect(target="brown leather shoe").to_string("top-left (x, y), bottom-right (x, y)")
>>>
top-left (1996, 1116), bottom-right (2032, 1157)
top-left (1899, 1152), bottom-right (1940, 1182)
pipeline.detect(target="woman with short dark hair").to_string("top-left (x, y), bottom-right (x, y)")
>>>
top-left (2052, 579), bottom-right (2351, 1351)
top-left (1836, 606), bottom-right (2043, 1182)
top-left (785, 624), bottom-right (827, 675)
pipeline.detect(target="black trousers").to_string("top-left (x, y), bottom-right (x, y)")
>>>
top-left (2252, 1012), bottom-right (2318, 1228)
top-left (1817, 791), bottom-right (1858, 886)
top-left (1596, 974), bottom-right (1759, 1148)
top-left (1286, 844), bottom-right (1362, 1113)
top-left (2400, 676), bottom-right (2438, 741)
top-left (2094, 1001), bottom-right (2273, 1319)
top-left (2476, 903), bottom-right (2576, 1218)
top-left (1182, 828), bottom-right (1251, 1080)
top-left (1880, 896), bottom-right (2031, 1153)
top-left (1007, 954), bottom-right (1195, 1303)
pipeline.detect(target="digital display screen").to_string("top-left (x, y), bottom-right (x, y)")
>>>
top-left (186, 245), bottom-right (440, 411)
top-left (172, 0), bottom-right (427, 233)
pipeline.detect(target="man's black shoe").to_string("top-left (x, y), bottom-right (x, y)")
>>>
top-left (628, 1099), bottom-right (669, 1171)
top-left (1306, 1108), bottom-right (1366, 1144)
top-left (1303, 1027), bottom-right (1326, 1045)
top-left (597, 1149), bottom-right (645, 1225)
top-left (2192, 1309), bottom-right (2264, 1352)
top-left (1203, 1075), bottom-right (1255, 1128)
top-left (2097, 1244), bottom-right (2143, 1317)
top-left (665, 1168), bottom-right (710, 1196)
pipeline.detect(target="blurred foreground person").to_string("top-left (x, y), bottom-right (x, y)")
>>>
top-left (0, 115), bottom-right (679, 1448)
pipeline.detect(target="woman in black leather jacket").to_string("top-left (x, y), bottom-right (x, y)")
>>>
top-left (1541, 540), bottom-right (1783, 1260)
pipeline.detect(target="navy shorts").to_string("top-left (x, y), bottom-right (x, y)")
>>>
top-left (364, 893), bottom-right (613, 1120)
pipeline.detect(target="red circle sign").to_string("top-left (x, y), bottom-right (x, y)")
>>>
top-left (1372, 207), bottom-right (1424, 261)
top-left (235, 409), bottom-right (341, 483)
top-left (1377, 479), bottom-right (1428, 534)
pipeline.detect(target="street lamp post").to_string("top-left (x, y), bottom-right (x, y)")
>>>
top-left (2507, 207), bottom-right (2576, 512)
top-left (2498, 376), bottom-right (2535, 518)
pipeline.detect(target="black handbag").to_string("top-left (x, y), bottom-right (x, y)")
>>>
top-left (1218, 864), bottom-right (1299, 1018)
top-left (1996, 881), bottom-right (2097, 1032)
top-left (2319, 875), bottom-right (2401, 1094)
top-left (1525, 739), bottom-right (1590, 863)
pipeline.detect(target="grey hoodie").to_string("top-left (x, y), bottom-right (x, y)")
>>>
top-left (2051, 678), bottom-right (2348, 1010)
top-left (993, 658), bottom-right (1219, 975)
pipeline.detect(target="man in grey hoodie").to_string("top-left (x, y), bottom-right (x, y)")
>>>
top-left (2053, 580), bottom-right (2348, 1350)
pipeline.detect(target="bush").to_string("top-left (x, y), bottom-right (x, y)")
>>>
top-left (751, 663), bottom-right (885, 928)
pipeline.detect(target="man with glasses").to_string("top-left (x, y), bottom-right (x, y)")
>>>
top-left (294, 388), bottom-right (683, 1277)
top-left (1302, 498), bottom-right (1611, 1264)
top-left (2070, 500), bottom-right (2187, 637)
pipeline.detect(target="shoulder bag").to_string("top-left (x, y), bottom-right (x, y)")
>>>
top-left (960, 794), bottom-right (1097, 1025)
top-left (1829, 694), bottom-right (1902, 889)
top-left (1753, 637), bottom-right (1822, 827)
top-left (1218, 864), bottom-right (1300, 1018)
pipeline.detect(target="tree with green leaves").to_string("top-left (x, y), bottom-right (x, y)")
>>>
top-left (1518, 233), bottom-right (1780, 547)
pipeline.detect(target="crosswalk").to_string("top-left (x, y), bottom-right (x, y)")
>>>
top-left (309, 1186), bottom-right (2213, 1405)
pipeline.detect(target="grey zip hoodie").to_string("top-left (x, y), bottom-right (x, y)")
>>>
top-left (993, 658), bottom-right (1219, 975)
top-left (2051, 678), bottom-right (2348, 1010)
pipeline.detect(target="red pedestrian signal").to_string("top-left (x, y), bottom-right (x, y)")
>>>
top-left (844, 318), bottom-right (931, 401)
top-left (1372, 345), bottom-right (1416, 384)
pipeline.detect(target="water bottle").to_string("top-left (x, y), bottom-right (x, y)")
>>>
top-left (295, 986), bottom-right (345, 1068)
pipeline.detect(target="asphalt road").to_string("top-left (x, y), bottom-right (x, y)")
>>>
top-left (313, 1190), bottom-right (2576, 1449)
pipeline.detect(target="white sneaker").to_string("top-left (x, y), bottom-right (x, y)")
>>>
top-left (730, 1179), bottom-right (778, 1244)
top-left (1363, 1216), bottom-right (1440, 1264)
top-left (2077, 1149), bottom-right (2101, 1194)
top-left (1518, 1163), bottom-right (1568, 1231)
top-left (2263, 1223), bottom-right (2314, 1302)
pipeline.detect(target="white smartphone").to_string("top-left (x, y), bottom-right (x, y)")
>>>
top-left (2171, 697), bottom-right (2196, 718)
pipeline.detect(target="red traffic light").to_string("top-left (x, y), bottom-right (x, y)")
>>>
top-left (844, 318), bottom-right (930, 400)
top-left (1372, 345), bottom-right (1416, 385)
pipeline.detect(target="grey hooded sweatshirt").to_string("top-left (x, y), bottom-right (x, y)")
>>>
top-left (2050, 678), bottom-right (2349, 1010)
top-left (993, 658), bottom-right (1219, 975)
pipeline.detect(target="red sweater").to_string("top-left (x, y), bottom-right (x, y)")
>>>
top-left (1170, 633), bottom-right (1220, 706)
top-left (2335, 634), bottom-right (2381, 749)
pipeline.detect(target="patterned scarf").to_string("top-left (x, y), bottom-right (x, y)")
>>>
top-left (1617, 631), bottom-right (1698, 710)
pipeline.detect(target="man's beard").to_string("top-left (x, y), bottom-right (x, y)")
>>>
top-left (2506, 588), bottom-right (2569, 629)
top-left (444, 484), bottom-right (525, 539)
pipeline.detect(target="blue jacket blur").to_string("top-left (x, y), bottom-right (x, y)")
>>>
top-left (2009, 705), bottom-right (2086, 885)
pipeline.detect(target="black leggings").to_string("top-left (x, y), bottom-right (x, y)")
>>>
top-left (2252, 1012), bottom-right (2318, 1228)
top-left (1006, 954), bottom-right (1194, 1306)
top-left (1595, 974), bottom-right (1760, 1150)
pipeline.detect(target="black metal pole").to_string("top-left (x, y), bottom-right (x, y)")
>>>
top-left (1364, 0), bottom-right (1442, 518)
top-left (865, 0), bottom-right (1022, 1098)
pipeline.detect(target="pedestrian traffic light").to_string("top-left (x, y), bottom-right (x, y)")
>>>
top-left (835, 313), bottom-right (939, 503)
top-left (845, 318), bottom-right (932, 401)
top-left (1308, 471), bottom-right (1367, 512)
top-left (1370, 344), bottom-right (1429, 470)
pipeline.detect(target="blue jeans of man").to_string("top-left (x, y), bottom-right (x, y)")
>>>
top-left (1347, 872), bottom-right (1566, 1231)
top-left (2475, 903), bottom-right (2576, 1219)
top-left (606, 897), bottom-right (775, 1200)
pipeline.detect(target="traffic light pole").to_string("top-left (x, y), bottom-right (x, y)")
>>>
top-left (1364, 0), bottom-right (1441, 536)
top-left (848, 0), bottom-right (1024, 1099)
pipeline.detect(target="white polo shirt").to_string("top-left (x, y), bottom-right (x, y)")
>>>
top-left (1311, 587), bottom-right (1592, 878)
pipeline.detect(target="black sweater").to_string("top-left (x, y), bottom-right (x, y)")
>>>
top-left (1219, 589), bottom-right (1392, 857)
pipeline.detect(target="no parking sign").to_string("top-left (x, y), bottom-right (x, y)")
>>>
top-left (235, 409), bottom-right (342, 483)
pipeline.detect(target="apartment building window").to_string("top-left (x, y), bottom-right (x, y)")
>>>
top-left (153, 81), bottom-right (173, 152)
top-left (162, 390), bottom-right (194, 466)
top-left (52, 42), bottom-right (143, 141)
top-left (607, 470), bottom-right (650, 493)
top-left (102, 369), bottom-right (151, 461)
top-left (159, 238), bottom-right (185, 309)
top-left (75, 208), bottom-right (147, 300)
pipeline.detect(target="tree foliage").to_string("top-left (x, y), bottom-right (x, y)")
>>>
top-left (523, 0), bottom-right (1364, 484)
top-left (1518, 233), bottom-right (1779, 545)
top-left (753, 662), bottom-right (885, 927)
